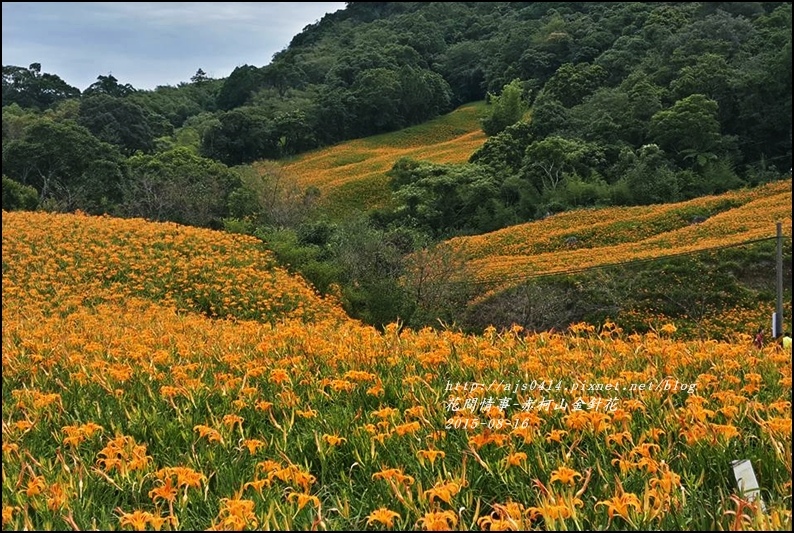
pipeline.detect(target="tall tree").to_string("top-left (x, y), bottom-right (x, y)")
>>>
top-left (190, 68), bottom-right (211, 84)
top-left (122, 147), bottom-right (240, 228)
top-left (2, 118), bottom-right (125, 212)
top-left (77, 94), bottom-right (171, 156)
top-left (480, 78), bottom-right (527, 136)
top-left (649, 94), bottom-right (723, 167)
top-left (83, 74), bottom-right (136, 97)
top-left (200, 108), bottom-right (277, 165)
top-left (620, 143), bottom-right (680, 205)
top-left (2, 63), bottom-right (80, 109)
top-left (216, 65), bottom-right (264, 111)
top-left (543, 62), bottom-right (607, 108)
top-left (522, 136), bottom-right (595, 193)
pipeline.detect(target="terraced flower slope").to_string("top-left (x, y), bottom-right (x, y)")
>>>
top-left (444, 180), bottom-right (793, 300)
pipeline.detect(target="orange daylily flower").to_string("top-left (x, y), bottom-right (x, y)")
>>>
top-left (549, 466), bottom-right (582, 486)
top-left (367, 507), bottom-right (401, 528)
top-left (504, 452), bottom-right (527, 468)
top-left (2, 506), bottom-right (18, 527)
top-left (417, 510), bottom-right (458, 531)
top-left (242, 439), bottom-right (265, 455)
top-left (118, 510), bottom-right (154, 531)
top-left (217, 497), bottom-right (257, 530)
top-left (222, 414), bottom-right (244, 429)
top-left (148, 477), bottom-right (177, 505)
top-left (597, 491), bottom-right (641, 523)
top-left (545, 429), bottom-right (568, 443)
top-left (372, 407), bottom-right (400, 419)
top-left (393, 421), bottom-right (421, 436)
top-left (269, 368), bottom-right (290, 385)
top-left (296, 408), bottom-right (318, 419)
top-left (194, 424), bottom-right (223, 443)
top-left (372, 467), bottom-right (415, 486)
top-left (424, 481), bottom-right (461, 505)
top-left (287, 491), bottom-right (320, 510)
top-left (417, 449), bottom-right (446, 466)
top-left (322, 434), bottom-right (347, 446)
top-left (606, 431), bottom-right (633, 447)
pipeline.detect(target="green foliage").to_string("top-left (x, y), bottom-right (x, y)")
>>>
top-left (397, 66), bottom-right (453, 126)
top-left (332, 216), bottom-right (416, 327)
top-left (470, 121), bottom-right (534, 174)
top-left (677, 160), bottom-right (745, 200)
top-left (556, 174), bottom-right (613, 208)
top-left (173, 112), bottom-right (221, 153)
top-left (649, 94), bottom-right (723, 166)
top-left (127, 83), bottom-right (215, 129)
top-left (254, 217), bottom-right (419, 329)
top-left (83, 73), bottom-right (136, 97)
top-left (620, 144), bottom-right (681, 205)
top-left (2, 102), bottom-right (41, 143)
top-left (2, 117), bottom-right (126, 213)
top-left (77, 94), bottom-right (171, 156)
top-left (121, 147), bottom-right (240, 228)
top-left (272, 110), bottom-right (317, 157)
top-left (386, 158), bottom-right (505, 238)
top-left (2, 175), bottom-right (39, 211)
top-left (438, 40), bottom-right (487, 105)
top-left (527, 93), bottom-right (569, 138)
top-left (568, 87), bottom-right (632, 145)
top-left (480, 78), bottom-right (527, 136)
top-left (522, 136), bottom-right (603, 194)
top-left (542, 62), bottom-right (606, 108)
top-left (2, 63), bottom-right (80, 110)
top-left (200, 107), bottom-right (278, 165)
top-left (227, 163), bottom-right (317, 229)
top-left (216, 65), bottom-right (264, 111)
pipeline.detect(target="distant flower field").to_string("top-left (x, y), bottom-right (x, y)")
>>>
top-left (428, 180), bottom-right (793, 329)
top-left (277, 102), bottom-right (487, 217)
top-left (2, 209), bottom-right (791, 531)
top-left (447, 180), bottom-right (792, 287)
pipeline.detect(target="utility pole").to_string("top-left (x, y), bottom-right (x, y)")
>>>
top-left (776, 221), bottom-right (783, 338)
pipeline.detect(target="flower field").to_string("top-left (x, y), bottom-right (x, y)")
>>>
top-left (276, 102), bottom-right (487, 218)
top-left (439, 180), bottom-right (793, 303)
top-left (2, 209), bottom-right (792, 530)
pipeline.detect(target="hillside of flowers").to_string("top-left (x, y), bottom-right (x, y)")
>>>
top-left (277, 101), bottom-right (487, 217)
top-left (432, 180), bottom-right (793, 306)
top-left (2, 209), bottom-right (792, 531)
top-left (446, 180), bottom-right (792, 285)
top-left (1, 211), bottom-right (347, 325)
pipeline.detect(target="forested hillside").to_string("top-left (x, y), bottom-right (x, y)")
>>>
top-left (3, 1), bottom-right (792, 331)
top-left (3, 6), bottom-right (792, 529)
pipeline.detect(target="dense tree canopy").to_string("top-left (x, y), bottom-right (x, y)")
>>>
top-left (2, 63), bottom-right (80, 109)
top-left (2, 2), bottom-right (791, 232)
top-left (122, 147), bottom-right (240, 228)
top-left (2, 118), bottom-right (125, 213)
top-left (77, 94), bottom-right (172, 156)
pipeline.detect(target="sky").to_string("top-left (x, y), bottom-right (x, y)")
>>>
top-left (2, 2), bottom-right (347, 91)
